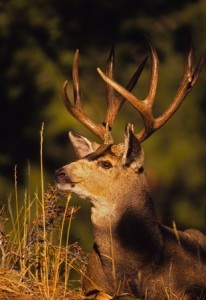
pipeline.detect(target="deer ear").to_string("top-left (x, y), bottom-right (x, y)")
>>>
top-left (122, 124), bottom-right (144, 168)
top-left (69, 131), bottom-right (99, 159)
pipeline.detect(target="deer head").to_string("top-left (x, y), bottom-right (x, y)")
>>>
top-left (55, 42), bottom-right (206, 299)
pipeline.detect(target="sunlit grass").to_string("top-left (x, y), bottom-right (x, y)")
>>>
top-left (0, 124), bottom-right (86, 299)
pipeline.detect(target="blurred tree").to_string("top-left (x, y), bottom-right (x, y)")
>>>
top-left (0, 0), bottom-right (206, 250)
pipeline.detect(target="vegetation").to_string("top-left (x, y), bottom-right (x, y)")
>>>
top-left (0, 125), bottom-right (85, 299)
top-left (0, 185), bottom-right (85, 299)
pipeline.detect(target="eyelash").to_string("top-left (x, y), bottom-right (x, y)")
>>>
top-left (98, 160), bottom-right (113, 169)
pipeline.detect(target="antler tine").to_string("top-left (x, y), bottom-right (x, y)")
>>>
top-left (155, 41), bottom-right (204, 130)
top-left (97, 42), bottom-right (204, 143)
top-left (62, 50), bottom-right (107, 141)
top-left (126, 56), bottom-right (148, 91)
top-left (72, 49), bottom-right (81, 105)
top-left (104, 46), bottom-right (148, 130)
top-left (104, 45), bottom-right (119, 128)
top-left (145, 42), bottom-right (159, 106)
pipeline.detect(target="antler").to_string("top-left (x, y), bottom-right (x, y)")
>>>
top-left (104, 45), bottom-right (148, 129)
top-left (97, 41), bottom-right (204, 142)
top-left (62, 48), bottom-right (147, 144)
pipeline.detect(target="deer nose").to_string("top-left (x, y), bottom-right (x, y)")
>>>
top-left (55, 168), bottom-right (67, 183)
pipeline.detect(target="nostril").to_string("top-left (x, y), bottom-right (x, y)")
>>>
top-left (58, 171), bottom-right (66, 178)
top-left (55, 168), bottom-right (66, 181)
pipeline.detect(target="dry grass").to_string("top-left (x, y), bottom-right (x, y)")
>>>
top-left (0, 124), bottom-right (86, 299)
top-left (0, 184), bottom-right (87, 300)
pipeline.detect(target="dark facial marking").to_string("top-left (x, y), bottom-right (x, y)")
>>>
top-left (85, 144), bottom-right (113, 161)
top-left (137, 166), bottom-right (144, 174)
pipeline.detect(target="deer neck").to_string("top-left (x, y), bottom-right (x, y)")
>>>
top-left (90, 173), bottom-right (163, 267)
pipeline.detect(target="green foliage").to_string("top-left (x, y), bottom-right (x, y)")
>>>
top-left (0, 0), bottom-right (206, 251)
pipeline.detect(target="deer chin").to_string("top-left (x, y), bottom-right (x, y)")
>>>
top-left (56, 182), bottom-right (75, 191)
top-left (56, 182), bottom-right (91, 201)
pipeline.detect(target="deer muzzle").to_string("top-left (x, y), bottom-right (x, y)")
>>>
top-left (55, 167), bottom-right (76, 187)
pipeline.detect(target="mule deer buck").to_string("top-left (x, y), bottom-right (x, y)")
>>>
top-left (55, 42), bottom-right (206, 299)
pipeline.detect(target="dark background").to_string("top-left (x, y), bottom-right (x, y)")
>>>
top-left (0, 0), bottom-right (206, 249)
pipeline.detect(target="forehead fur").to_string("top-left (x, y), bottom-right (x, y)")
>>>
top-left (85, 143), bottom-right (124, 161)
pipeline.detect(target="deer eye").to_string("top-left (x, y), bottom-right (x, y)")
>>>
top-left (98, 160), bottom-right (113, 169)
